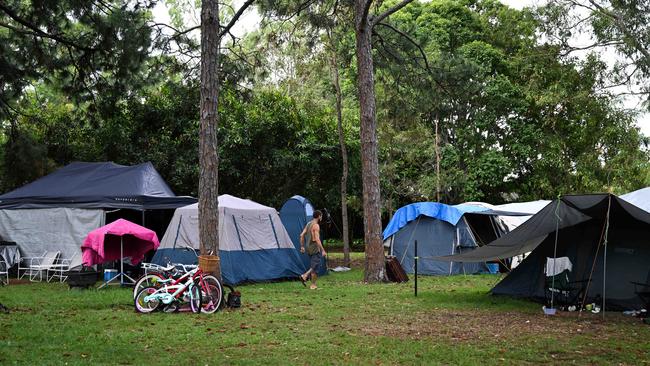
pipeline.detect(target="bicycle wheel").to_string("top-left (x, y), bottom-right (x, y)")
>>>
top-left (200, 275), bottom-right (223, 314)
top-left (189, 282), bottom-right (202, 313)
top-left (134, 287), bottom-right (160, 313)
top-left (132, 272), bottom-right (165, 299)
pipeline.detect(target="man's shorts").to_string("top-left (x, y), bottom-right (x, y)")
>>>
top-left (309, 252), bottom-right (322, 272)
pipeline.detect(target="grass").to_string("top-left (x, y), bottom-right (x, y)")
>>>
top-left (1, 252), bottom-right (648, 365)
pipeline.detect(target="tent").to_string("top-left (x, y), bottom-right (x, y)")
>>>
top-left (151, 194), bottom-right (306, 285)
top-left (438, 194), bottom-right (650, 310)
top-left (383, 202), bottom-right (514, 275)
top-left (0, 162), bottom-right (195, 267)
top-left (621, 187), bottom-right (650, 213)
top-left (279, 195), bottom-right (327, 276)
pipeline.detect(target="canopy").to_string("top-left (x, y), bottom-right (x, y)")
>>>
top-left (82, 219), bottom-right (160, 266)
top-left (0, 161), bottom-right (196, 210)
top-left (437, 194), bottom-right (650, 262)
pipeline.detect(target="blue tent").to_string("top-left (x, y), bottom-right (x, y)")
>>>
top-left (152, 195), bottom-right (306, 285)
top-left (279, 196), bottom-right (327, 276)
top-left (384, 202), bottom-right (507, 275)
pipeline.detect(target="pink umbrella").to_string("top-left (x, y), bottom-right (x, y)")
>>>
top-left (82, 219), bottom-right (160, 287)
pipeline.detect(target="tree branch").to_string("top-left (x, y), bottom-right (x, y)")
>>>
top-left (370, 0), bottom-right (414, 28)
top-left (0, 3), bottom-right (96, 52)
top-left (586, 0), bottom-right (650, 61)
top-left (218, 0), bottom-right (255, 38)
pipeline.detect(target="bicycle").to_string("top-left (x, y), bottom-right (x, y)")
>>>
top-left (134, 266), bottom-right (202, 313)
top-left (134, 263), bottom-right (223, 314)
top-left (132, 262), bottom-right (195, 300)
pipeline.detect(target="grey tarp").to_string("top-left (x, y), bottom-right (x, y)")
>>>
top-left (0, 208), bottom-right (104, 268)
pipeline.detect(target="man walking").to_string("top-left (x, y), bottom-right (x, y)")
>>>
top-left (299, 210), bottom-right (326, 289)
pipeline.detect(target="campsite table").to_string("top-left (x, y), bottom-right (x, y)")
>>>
top-left (0, 242), bottom-right (20, 270)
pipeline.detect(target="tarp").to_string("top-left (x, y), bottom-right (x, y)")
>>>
top-left (383, 202), bottom-right (489, 240)
top-left (437, 194), bottom-right (650, 262)
top-left (0, 208), bottom-right (103, 268)
top-left (621, 187), bottom-right (650, 213)
top-left (0, 161), bottom-right (196, 210)
top-left (151, 194), bottom-right (305, 285)
top-left (82, 219), bottom-right (160, 266)
top-left (279, 195), bottom-right (327, 276)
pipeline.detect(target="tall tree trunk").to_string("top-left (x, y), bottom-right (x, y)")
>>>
top-left (355, 1), bottom-right (385, 283)
top-left (199, 0), bottom-right (221, 279)
top-left (329, 39), bottom-right (350, 267)
top-left (434, 112), bottom-right (441, 202)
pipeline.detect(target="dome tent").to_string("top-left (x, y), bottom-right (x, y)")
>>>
top-left (383, 202), bottom-right (515, 275)
top-left (152, 194), bottom-right (306, 285)
top-left (279, 195), bottom-right (327, 276)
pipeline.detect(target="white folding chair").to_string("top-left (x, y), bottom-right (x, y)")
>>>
top-left (0, 259), bottom-right (8, 285)
top-left (19, 251), bottom-right (61, 282)
top-left (48, 253), bottom-right (81, 282)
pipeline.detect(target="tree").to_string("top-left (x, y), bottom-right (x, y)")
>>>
top-left (540, 0), bottom-right (650, 102)
top-left (199, 0), bottom-right (255, 278)
top-left (354, 0), bottom-right (415, 282)
top-left (328, 28), bottom-right (352, 267)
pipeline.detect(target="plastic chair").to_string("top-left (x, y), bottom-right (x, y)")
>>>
top-left (47, 253), bottom-right (81, 282)
top-left (18, 251), bottom-right (61, 282)
top-left (0, 259), bottom-right (8, 285)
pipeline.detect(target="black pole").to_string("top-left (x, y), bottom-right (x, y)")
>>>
top-left (414, 240), bottom-right (418, 297)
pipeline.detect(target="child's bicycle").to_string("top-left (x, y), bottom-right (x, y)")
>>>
top-left (134, 264), bottom-right (222, 314)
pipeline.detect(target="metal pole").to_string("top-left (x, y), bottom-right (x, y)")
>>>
top-left (602, 195), bottom-right (611, 319)
top-left (120, 236), bottom-right (124, 286)
top-left (414, 240), bottom-right (418, 297)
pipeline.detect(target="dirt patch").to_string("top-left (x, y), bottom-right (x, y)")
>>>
top-left (356, 308), bottom-right (645, 343)
top-left (4, 279), bottom-right (33, 285)
top-left (327, 255), bottom-right (364, 269)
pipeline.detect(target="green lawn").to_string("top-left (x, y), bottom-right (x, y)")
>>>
top-left (1, 254), bottom-right (648, 365)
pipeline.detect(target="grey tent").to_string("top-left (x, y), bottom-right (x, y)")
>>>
top-left (0, 162), bottom-right (195, 267)
top-left (383, 202), bottom-right (514, 275)
top-left (438, 194), bottom-right (650, 310)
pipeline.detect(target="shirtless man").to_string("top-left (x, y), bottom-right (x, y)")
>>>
top-left (299, 210), bottom-right (326, 289)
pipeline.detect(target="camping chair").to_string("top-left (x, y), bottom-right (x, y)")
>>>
top-left (632, 270), bottom-right (650, 313)
top-left (47, 253), bottom-right (81, 283)
top-left (18, 251), bottom-right (61, 282)
top-left (544, 257), bottom-right (582, 309)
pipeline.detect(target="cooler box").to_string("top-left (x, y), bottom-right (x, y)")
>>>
top-left (103, 269), bottom-right (118, 282)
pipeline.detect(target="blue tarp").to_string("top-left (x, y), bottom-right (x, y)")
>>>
top-left (383, 202), bottom-right (489, 240)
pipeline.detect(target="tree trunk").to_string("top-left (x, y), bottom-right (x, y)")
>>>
top-left (199, 0), bottom-right (221, 280)
top-left (329, 42), bottom-right (350, 267)
top-left (434, 112), bottom-right (441, 202)
top-left (355, 1), bottom-right (385, 283)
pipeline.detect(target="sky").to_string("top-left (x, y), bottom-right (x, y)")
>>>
top-left (153, 0), bottom-right (650, 135)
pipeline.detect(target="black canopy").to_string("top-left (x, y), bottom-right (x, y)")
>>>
top-left (0, 162), bottom-right (196, 210)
